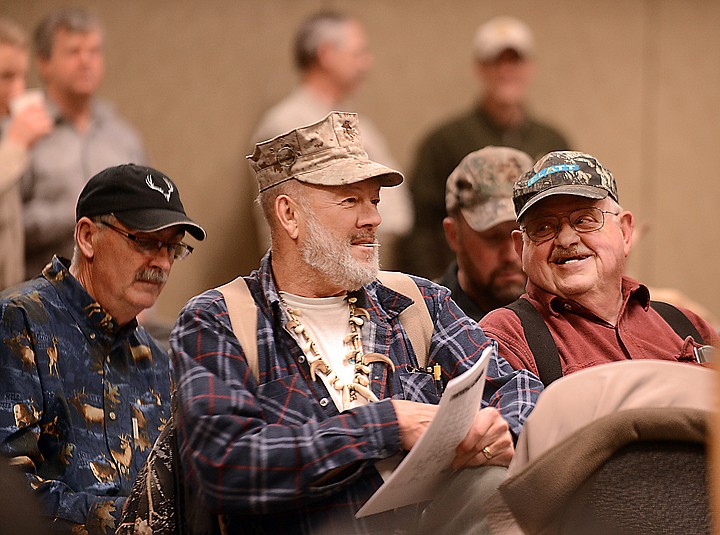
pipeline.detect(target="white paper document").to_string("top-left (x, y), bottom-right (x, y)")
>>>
top-left (355, 346), bottom-right (492, 517)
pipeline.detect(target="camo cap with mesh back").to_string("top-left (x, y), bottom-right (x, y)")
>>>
top-left (513, 151), bottom-right (619, 220)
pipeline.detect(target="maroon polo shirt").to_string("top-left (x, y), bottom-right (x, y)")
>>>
top-left (480, 276), bottom-right (718, 379)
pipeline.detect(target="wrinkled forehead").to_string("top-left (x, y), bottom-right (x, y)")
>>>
top-left (305, 177), bottom-right (382, 197)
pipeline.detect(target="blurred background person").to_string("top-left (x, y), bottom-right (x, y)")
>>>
top-left (21, 7), bottom-right (147, 279)
top-left (441, 146), bottom-right (533, 321)
top-left (400, 16), bottom-right (570, 279)
top-left (250, 10), bottom-right (413, 268)
top-left (0, 18), bottom-right (52, 290)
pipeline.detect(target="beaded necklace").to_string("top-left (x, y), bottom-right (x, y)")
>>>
top-left (282, 295), bottom-right (395, 409)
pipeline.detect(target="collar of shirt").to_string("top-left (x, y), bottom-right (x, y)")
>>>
top-left (259, 251), bottom-right (417, 327)
top-left (526, 276), bottom-right (651, 321)
top-left (43, 95), bottom-right (107, 129)
top-left (43, 255), bottom-right (139, 347)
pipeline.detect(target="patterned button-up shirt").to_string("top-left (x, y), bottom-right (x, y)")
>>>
top-left (0, 256), bottom-right (170, 534)
top-left (171, 253), bottom-right (542, 534)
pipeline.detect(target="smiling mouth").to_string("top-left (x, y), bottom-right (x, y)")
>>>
top-left (555, 255), bottom-right (590, 265)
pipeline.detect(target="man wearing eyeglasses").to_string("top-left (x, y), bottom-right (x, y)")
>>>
top-left (0, 163), bottom-right (205, 534)
top-left (479, 151), bottom-right (717, 386)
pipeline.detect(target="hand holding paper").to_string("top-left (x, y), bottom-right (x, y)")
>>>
top-left (357, 345), bottom-right (512, 517)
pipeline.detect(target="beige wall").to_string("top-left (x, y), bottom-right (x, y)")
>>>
top-left (4, 0), bottom-right (719, 323)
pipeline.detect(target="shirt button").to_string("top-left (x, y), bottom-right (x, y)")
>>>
top-left (108, 411), bottom-right (117, 420)
top-left (319, 398), bottom-right (329, 407)
top-left (90, 333), bottom-right (96, 340)
top-left (297, 355), bottom-right (306, 364)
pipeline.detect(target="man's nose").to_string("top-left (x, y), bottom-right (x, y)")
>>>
top-left (358, 202), bottom-right (381, 228)
top-left (554, 219), bottom-right (580, 246)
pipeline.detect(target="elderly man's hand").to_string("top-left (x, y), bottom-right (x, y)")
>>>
top-left (452, 407), bottom-right (513, 469)
top-left (392, 401), bottom-right (514, 469)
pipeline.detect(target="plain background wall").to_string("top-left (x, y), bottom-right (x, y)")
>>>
top-left (3, 0), bottom-right (718, 324)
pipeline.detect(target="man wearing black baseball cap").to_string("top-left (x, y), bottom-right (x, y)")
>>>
top-left (0, 163), bottom-right (205, 534)
top-left (479, 150), bottom-right (716, 387)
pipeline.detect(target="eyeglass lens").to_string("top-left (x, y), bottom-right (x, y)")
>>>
top-left (102, 222), bottom-right (192, 260)
top-left (524, 207), bottom-right (608, 242)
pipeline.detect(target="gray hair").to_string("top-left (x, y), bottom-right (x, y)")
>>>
top-left (34, 7), bottom-right (103, 59)
top-left (293, 11), bottom-right (353, 71)
top-left (71, 214), bottom-right (116, 265)
top-left (0, 18), bottom-right (28, 48)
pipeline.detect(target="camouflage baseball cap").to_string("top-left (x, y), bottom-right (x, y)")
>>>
top-left (446, 146), bottom-right (533, 233)
top-left (513, 151), bottom-right (619, 220)
top-left (247, 111), bottom-right (403, 192)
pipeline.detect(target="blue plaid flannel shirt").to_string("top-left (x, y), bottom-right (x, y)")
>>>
top-left (171, 253), bottom-right (542, 534)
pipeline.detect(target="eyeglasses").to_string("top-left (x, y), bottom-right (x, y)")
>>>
top-left (521, 207), bottom-right (620, 243)
top-left (100, 222), bottom-right (193, 260)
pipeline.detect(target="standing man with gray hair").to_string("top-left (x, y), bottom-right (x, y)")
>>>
top-left (400, 16), bottom-right (569, 280)
top-left (171, 112), bottom-right (542, 534)
top-left (251, 10), bottom-right (413, 268)
top-left (21, 7), bottom-right (147, 279)
top-left (440, 146), bottom-right (533, 321)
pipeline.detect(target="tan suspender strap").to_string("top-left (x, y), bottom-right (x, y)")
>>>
top-left (376, 271), bottom-right (433, 370)
top-left (217, 277), bottom-right (260, 382)
top-left (217, 272), bottom-right (434, 382)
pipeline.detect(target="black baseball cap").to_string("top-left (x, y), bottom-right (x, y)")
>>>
top-left (76, 163), bottom-right (206, 240)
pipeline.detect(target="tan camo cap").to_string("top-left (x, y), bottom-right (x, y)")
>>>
top-left (446, 146), bottom-right (533, 233)
top-left (247, 111), bottom-right (403, 192)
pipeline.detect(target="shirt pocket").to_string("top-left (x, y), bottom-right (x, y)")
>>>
top-left (396, 369), bottom-right (440, 404)
top-left (255, 375), bottom-right (324, 424)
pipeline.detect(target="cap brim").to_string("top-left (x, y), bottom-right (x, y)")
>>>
top-left (516, 185), bottom-right (609, 220)
top-left (480, 43), bottom-right (532, 62)
top-left (461, 198), bottom-right (516, 233)
top-left (115, 208), bottom-right (207, 241)
top-left (293, 157), bottom-right (403, 188)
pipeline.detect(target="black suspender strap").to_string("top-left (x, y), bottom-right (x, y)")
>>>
top-left (650, 301), bottom-right (704, 345)
top-left (505, 298), bottom-right (705, 388)
top-left (505, 298), bottom-right (563, 387)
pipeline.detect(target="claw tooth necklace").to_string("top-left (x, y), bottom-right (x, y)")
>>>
top-left (281, 294), bottom-right (395, 410)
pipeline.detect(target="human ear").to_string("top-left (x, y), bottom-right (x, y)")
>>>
top-left (512, 229), bottom-right (524, 260)
top-left (275, 195), bottom-right (301, 240)
top-left (74, 218), bottom-right (98, 260)
top-left (619, 211), bottom-right (634, 256)
top-left (443, 217), bottom-right (459, 253)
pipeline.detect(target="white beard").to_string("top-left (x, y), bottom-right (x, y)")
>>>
top-left (300, 210), bottom-right (379, 291)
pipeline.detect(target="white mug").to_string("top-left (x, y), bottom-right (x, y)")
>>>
top-left (9, 88), bottom-right (45, 116)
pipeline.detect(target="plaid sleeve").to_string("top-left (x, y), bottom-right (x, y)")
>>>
top-left (170, 290), bottom-right (401, 516)
top-left (414, 278), bottom-right (543, 437)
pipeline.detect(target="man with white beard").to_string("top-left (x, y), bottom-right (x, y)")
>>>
top-left (169, 112), bottom-right (542, 534)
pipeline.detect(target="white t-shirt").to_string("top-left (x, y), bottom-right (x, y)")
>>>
top-left (280, 292), bottom-right (367, 413)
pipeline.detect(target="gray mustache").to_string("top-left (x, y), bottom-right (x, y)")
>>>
top-left (136, 268), bottom-right (168, 284)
